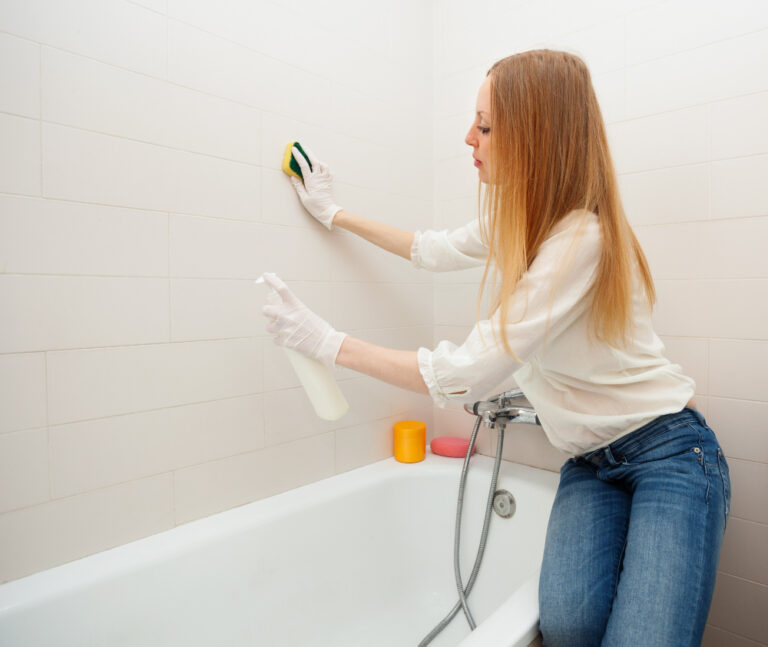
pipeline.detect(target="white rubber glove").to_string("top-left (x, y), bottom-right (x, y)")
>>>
top-left (260, 273), bottom-right (347, 368)
top-left (288, 146), bottom-right (343, 230)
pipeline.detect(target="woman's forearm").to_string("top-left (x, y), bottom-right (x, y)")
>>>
top-left (335, 336), bottom-right (429, 395)
top-left (333, 209), bottom-right (415, 261)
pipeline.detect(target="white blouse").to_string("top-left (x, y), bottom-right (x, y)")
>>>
top-left (412, 210), bottom-right (695, 455)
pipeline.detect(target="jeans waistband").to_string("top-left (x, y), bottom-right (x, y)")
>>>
top-left (581, 407), bottom-right (704, 465)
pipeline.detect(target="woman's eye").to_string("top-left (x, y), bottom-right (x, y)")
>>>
top-left (478, 126), bottom-right (490, 135)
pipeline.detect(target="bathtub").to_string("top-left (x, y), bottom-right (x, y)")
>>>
top-left (0, 450), bottom-right (558, 646)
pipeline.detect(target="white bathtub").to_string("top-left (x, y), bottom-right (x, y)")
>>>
top-left (0, 450), bottom-right (558, 646)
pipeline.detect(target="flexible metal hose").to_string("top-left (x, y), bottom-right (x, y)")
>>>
top-left (418, 418), bottom-right (506, 646)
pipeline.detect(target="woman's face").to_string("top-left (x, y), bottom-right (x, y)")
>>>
top-left (465, 76), bottom-right (492, 184)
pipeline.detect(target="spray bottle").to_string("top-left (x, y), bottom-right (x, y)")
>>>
top-left (255, 275), bottom-right (349, 421)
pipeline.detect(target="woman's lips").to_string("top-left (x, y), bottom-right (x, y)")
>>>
top-left (474, 158), bottom-right (482, 167)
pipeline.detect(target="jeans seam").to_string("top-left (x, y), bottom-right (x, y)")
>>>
top-left (688, 423), bottom-right (710, 506)
top-left (716, 449), bottom-right (730, 528)
top-left (611, 517), bottom-right (630, 605)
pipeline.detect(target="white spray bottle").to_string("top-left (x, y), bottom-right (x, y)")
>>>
top-left (255, 275), bottom-right (349, 421)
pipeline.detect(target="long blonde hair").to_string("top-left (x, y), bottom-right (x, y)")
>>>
top-left (479, 49), bottom-right (655, 354)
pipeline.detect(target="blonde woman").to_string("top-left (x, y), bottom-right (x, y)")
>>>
top-left (262, 50), bottom-right (730, 646)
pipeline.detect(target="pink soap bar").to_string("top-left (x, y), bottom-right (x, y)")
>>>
top-left (430, 436), bottom-right (476, 458)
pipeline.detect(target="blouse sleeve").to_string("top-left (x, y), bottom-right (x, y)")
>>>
top-left (417, 212), bottom-right (601, 406)
top-left (410, 219), bottom-right (488, 271)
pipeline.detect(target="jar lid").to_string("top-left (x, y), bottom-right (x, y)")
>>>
top-left (394, 420), bottom-right (426, 437)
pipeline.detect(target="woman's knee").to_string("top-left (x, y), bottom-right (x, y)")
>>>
top-left (539, 603), bottom-right (605, 647)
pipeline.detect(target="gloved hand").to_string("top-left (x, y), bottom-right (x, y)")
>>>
top-left (288, 146), bottom-right (343, 230)
top-left (260, 273), bottom-right (347, 368)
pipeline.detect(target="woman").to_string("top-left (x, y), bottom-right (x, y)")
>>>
top-left (262, 49), bottom-right (730, 646)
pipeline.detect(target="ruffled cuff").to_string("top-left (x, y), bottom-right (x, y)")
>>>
top-left (324, 330), bottom-right (348, 368)
top-left (410, 230), bottom-right (426, 269)
top-left (417, 346), bottom-right (472, 408)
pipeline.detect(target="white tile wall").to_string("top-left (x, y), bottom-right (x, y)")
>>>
top-left (167, 20), bottom-right (333, 127)
top-left (0, 195), bottom-right (168, 276)
top-left (42, 47), bottom-right (262, 164)
top-left (0, 276), bottom-right (170, 353)
top-left (0, 353), bottom-right (47, 434)
top-left (46, 339), bottom-right (263, 425)
top-left (0, 113), bottom-right (41, 196)
top-left (0, 474), bottom-right (174, 583)
top-left (0, 0), bottom-right (433, 584)
top-left (711, 91), bottom-right (768, 160)
top-left (608, 105), bottom-right (708, 175)
top-left (541, 15), bottom-right (626, 76)
top-left (620, 164), bottom-right (709, 226)
top-left (173, 433), bottom-right (335, 524)
top-left (0, 0), bottom-right (166, 77)
top-left (0, 32), bottom-right (40, 118)
top-left (626, 29), bottom-right (768, 118)
top-left (42, 123), bottom-right (261, 219)
top-left (49, 395), bottom-right (265, 498)
top-left (711, 154), bottom-right (768, 219)
top-left (0, 429), bottom-right (49, 513)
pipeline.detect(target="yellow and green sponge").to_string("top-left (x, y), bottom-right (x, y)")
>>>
top-left (281, 141), bottom-right (313, 181)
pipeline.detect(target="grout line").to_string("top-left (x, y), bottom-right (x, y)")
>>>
top-left (164, 3), bottom-right (168, 82)
top-left (723, 456), bottom-right (768, 467)
top-left (725, 516), bottom-right (768, 529)
top-left (706, 101), bottom-right (713, 221)
top-left (624, 25), bottom-right (768, 70)
top-left (44, 351), bottom-right (52, 500)
top-left (38, 43), bottom-right (43, 196)
top-left (45, 392), bottom-right (265, 429)
top-left (171, 469), bottom-right (177, 526)
top-left (633, 213), bottom-right (768, 228)
top-left (623, 15), bottom-right (628, 120)
top-left (123, 0), bottom-right (166, 18)
top-left (708, 394), bottom-right (768, 405)
top-left (167, 212), bottom-right (172, 343)
top-left (39, 118), bottom-right (262, 167)
top-left (715, 570), bottom-right (768, 589)
top-left (705, 622), bottom-right (767, 646)
top-left (654, 277), bottom-right (768, 283)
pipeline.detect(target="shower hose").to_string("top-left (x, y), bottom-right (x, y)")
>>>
top-left (418, 415), bottom-right (506, 646)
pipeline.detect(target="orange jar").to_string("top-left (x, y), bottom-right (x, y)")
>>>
top-left (393, 420), bottom-right (426, 463)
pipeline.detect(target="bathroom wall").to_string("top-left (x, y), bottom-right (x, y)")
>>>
top-left (431, 0), bottom-right (768, 644)
top-left (0, 0), bottom-right (435, 583)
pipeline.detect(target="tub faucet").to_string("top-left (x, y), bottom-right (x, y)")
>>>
top-left (464, 388), bottom-right (540, 427)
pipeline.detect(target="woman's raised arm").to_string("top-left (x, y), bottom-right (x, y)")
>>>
top-left (333, 209), bottom-right (415, 260)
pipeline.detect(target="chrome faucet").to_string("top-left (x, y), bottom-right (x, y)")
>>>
top-left (464, 388), bottom-right (540, 427)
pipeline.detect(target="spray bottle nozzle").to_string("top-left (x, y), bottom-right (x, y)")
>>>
top-left (254, 273), bottom-right (282, 305)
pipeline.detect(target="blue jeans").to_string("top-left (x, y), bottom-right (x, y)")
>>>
top-left (538, 408), bottom-right (731, 647)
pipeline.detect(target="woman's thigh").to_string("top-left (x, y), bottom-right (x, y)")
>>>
top-left (538, 459), bottom-right (631, 647)
top-left (600, 417), bottom-right (730, 647)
